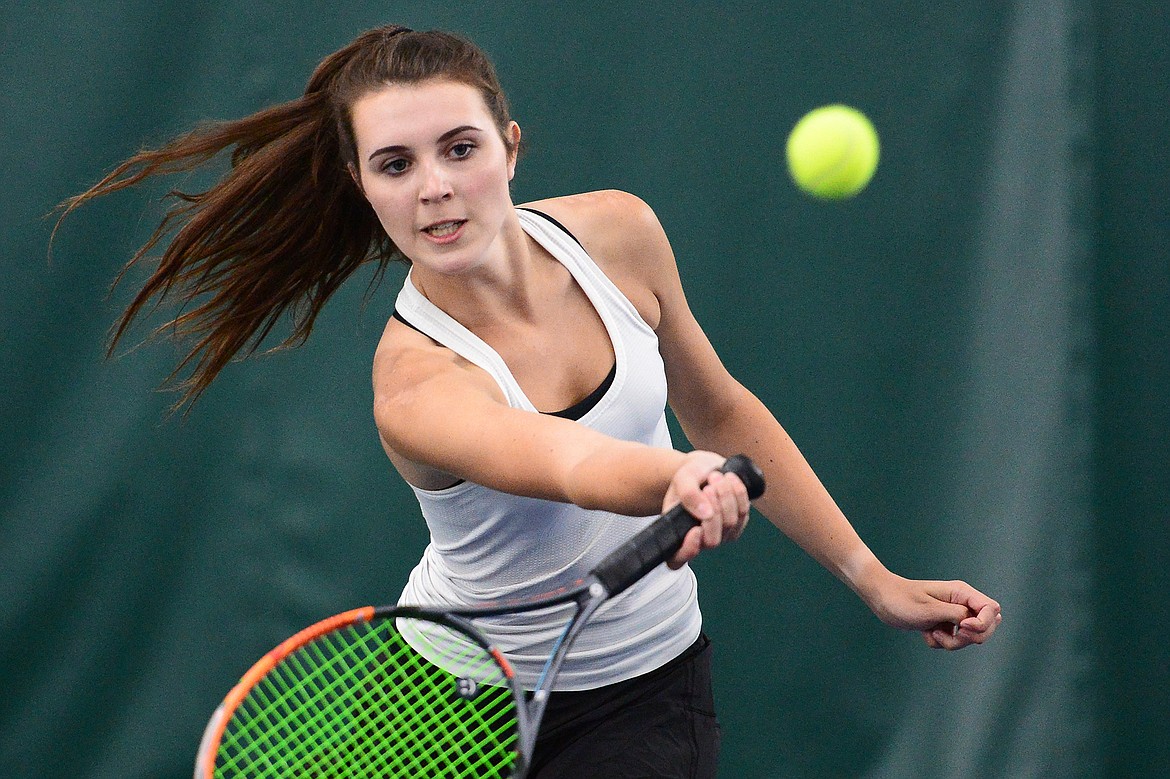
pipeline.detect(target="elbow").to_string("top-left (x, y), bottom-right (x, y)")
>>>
top-left (371, 392), bottom-right (416, 461)
top-left (675, 380), bottom-right (758, 445)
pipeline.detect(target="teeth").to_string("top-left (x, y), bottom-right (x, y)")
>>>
top-left (425, 221), bottom-right (463, 237)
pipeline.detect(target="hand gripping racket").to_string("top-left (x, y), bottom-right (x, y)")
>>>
top-left (194, 454), bottom-right (765, 779)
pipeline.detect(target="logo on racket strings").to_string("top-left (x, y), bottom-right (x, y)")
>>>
top-left (454, 677), bottom-right (480, 701)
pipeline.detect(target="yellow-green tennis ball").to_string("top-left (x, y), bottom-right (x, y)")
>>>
top-left (785, 104), bottom-right (880, 200)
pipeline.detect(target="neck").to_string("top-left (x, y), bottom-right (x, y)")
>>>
top-left (411, 209), bottom-right (547, 330)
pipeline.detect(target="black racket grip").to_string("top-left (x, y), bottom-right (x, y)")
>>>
top-left (593, 455), bottom-right (765, 598)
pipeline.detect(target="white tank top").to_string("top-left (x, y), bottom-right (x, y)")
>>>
top-left (393, 207), bottom-right (701, 690)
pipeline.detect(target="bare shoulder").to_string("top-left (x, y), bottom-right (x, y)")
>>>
top-left (372, 319), bottom-right (502, 445)
top-left (521, 191), bottom-right (678, 327)
top-left (522, 190), bottom-right (669, 259)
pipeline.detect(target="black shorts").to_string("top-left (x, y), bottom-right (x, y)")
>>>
top-left (527, 633), bottom-right (721, 779)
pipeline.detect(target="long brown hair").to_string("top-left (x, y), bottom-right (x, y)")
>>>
top-left (54, 26), bottom-right (517, 409)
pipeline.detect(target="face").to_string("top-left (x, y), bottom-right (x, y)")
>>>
top-left (349, 79), bottom-right (520, 275)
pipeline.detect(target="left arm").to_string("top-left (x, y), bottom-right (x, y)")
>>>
top-left (575, 191), bottom-right (1001, 650)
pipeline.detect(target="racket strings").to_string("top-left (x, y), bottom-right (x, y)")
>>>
top-left (226, 628), bottom-right (386, 774)
top-left (354, 640), bottom-right (511, 777)
top-left (220, 622), bottom-right (514, 777)
top-left (214, 617), bottom-right (520, 778)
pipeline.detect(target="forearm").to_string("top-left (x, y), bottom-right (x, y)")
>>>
top-left (680, 385), bottom-right (893, 603)
top-left (564, 439), bottom-right (689, 517)
top-left (376, 360), bottom-right (691, 517)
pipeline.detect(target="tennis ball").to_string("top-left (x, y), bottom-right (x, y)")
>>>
top-left (785, 104), bottom-right (880, 200)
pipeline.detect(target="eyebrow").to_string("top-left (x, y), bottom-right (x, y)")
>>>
top-left (367, 125), bottom-right (484, 162)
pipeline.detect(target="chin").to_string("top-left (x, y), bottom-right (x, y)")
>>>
top-left (413, 246), bottom-right (484, 277)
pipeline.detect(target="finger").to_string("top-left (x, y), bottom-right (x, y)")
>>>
top-left (948, 582), bottom-right (1002, 618)
top-left (931, 602), bottom-right (974, 629)
top-left (667, 526), bottom-right (703, 569)
top-left (725, 473), bottom-right (750, 541)
top-left (714, 477), bottom-right (743, 542)
top-left (919, 582), bottom-right (989, 626)
top-left (730, 472), bottom-right (750, 516)
top-left (958, 604), bottom-right (1003, 640)
top-left (706, 472), bottom-right (739, 540)
top-left (698, 481), bottom-right (723, 549)
top-left (675, 473), bottom-right (713, 523)
top-left (923, 623), bottom-right (967, 651)
top-left (930, 614), bottom-right (1004, 650)
top-left (944, 583), bottom-right (1002, 638)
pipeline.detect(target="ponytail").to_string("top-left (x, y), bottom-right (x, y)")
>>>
top-left (54, 26), bottom-right (430, 410)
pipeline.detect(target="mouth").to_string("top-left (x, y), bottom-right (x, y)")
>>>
top-left (421, 219), bottom-right (467, 239)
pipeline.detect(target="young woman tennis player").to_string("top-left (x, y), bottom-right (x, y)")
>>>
top-left (61, 26), bottom-right (1001, 778)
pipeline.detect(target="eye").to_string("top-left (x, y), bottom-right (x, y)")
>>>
top-left (449, 141), bottom-right (476, 160)
top-left (380, 157), bottom-right (410, 175)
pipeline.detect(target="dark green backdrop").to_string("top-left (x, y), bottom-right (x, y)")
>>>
top-left (2, 2), bottom-right (1166, 777)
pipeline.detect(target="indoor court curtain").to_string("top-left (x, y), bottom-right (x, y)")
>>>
top-left (867, 2), bottom-right (1098, 773)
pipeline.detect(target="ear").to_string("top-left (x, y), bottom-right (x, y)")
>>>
top-left (347, 162), bottom-right (364, 192)
top-left (506, 122), bottom-right (521, 181)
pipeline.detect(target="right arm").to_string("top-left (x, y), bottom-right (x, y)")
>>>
top-left (372, 325), bottom-right (737, 525)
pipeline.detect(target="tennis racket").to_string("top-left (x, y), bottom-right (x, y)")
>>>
top-left (194, 454), bottom-right (765, 779)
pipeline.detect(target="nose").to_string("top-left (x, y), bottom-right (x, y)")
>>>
top-left (418, 161), bottom-right (453, 204)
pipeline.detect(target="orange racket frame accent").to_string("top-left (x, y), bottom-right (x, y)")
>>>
top-left (193, 606), bottom-right (375, 779)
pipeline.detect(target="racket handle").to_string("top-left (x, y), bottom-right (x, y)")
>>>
top-left (593, 454), bottom-right (765, 598)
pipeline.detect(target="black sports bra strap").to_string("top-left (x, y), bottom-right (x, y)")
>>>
top-left (517, 207), bottom-right (585, 249)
